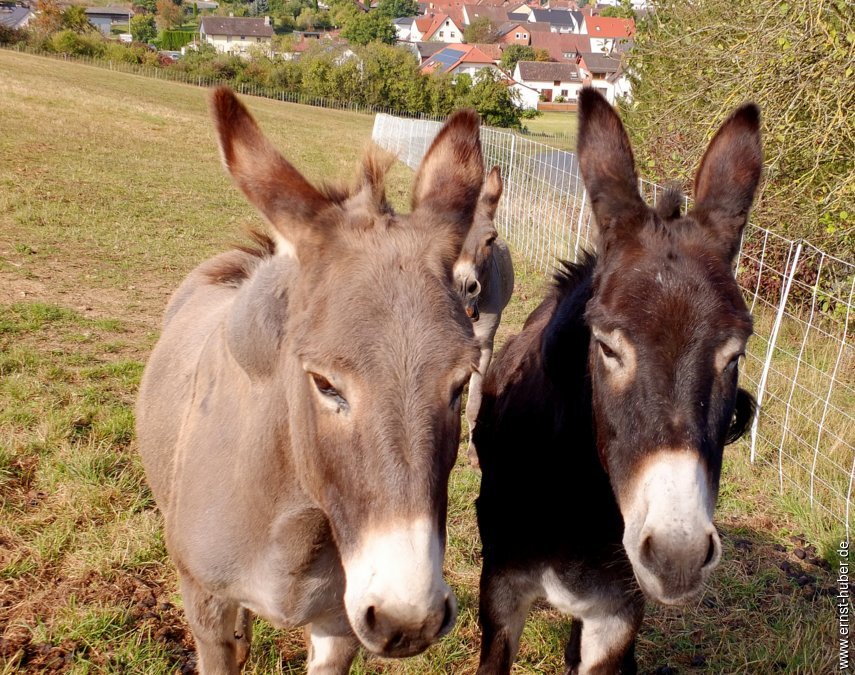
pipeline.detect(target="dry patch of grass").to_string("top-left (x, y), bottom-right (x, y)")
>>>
top-left (0, 50), bottom-right (842, 674)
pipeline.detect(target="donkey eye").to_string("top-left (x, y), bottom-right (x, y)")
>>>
top-left (724, 354), bottom-right (743, 374)
top-left (598, 340), bottom-right (619, 362)
top-left (310, 373), bottom-right (348, 409)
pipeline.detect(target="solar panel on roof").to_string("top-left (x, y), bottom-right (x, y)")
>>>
top-left (429, 48), bottom-right (465, 72)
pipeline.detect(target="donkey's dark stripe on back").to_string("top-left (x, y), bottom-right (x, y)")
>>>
top-left (474, 88), bottom-right (761, 675)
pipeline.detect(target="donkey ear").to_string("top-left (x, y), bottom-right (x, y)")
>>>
top-left (691, 104), bottom-right (762, 262)
top-left (577, 88), bottom-right (647, 248)
top-left (211, 88), bottom-right (332, 256)
top-left (477, 166), bottom-right (503, 223)
top-left (412, 108), bottom-right (485, 244)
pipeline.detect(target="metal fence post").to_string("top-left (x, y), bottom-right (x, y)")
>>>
top-left (749, 241), bottom-right (803, 463)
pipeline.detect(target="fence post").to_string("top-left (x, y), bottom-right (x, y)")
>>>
top-left (749, 241), bottom-right (803, 463)
top-left (809, 270), bottom-right (854, 505)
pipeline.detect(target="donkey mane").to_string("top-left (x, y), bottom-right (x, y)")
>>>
top-left (655, 185), bottom-right (685, 221)
top-left (552, 251), bottom-right (598, 303)
top-left (203, 228), bottom-right (277, 286)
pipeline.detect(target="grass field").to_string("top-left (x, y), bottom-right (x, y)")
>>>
top-left (0, 50), bottom-right (843, 674)
top-left (519, 112), bottom-right (578, 151)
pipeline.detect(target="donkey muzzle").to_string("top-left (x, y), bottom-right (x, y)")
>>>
top-left (342, 518), bottom-right (456, 656)
top-left (620, 449), bottom-right (721, 605)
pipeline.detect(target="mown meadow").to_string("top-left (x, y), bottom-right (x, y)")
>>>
top-left (0, 50), bottom-right (842, 673)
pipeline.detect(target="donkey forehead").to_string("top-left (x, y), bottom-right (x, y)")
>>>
top-left (296, 248), bottom-right (478, 373)
top-left (589, 241), bottom-right (752, 340)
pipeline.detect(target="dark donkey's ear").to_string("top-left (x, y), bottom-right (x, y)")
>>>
top-left (412, 109), bottom-right (485, 247)
top-left (691, 104), bottom-right (763, 262)
top-left (576, 88), bottom-right (648, 250)
top-left (211, 88), bottom-right (332, 258)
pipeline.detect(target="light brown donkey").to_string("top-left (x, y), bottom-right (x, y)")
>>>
top-left (136, 88), bottom-right (492, 674)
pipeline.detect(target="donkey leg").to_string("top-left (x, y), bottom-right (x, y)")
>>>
top-left (477, 565), bottom-right (537, 675)
top-left (466, 344), bottom-right (493, 469)
top-left (233, 607), bottom-right (254, 671)
top-left (572, 608), bottom-right (640, 675)
top-left (180, 573), bottom-right (241, 675)
top-left (305, 615), bottom-right (360, 675)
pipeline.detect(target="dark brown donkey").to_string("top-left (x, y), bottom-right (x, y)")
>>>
top-left (136, 89), bottom-right (493, 674)
top-left (473, 88), bottom-right (761, 674)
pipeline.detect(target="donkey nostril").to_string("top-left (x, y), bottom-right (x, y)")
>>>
top-left (386, 631), bottom-right (405, 651)
top-left (640, 535), bottom-right (655, 567)
top-left (365, 606), bottom-right (377, 631)
top-left (703, 534), bottom-right (717, 567)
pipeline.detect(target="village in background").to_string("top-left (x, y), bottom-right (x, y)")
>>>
top-left (0, 0), bottom-right (638, 130)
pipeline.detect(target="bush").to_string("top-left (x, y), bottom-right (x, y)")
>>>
top-left (158, 29), bottom-right (195, 50)
top-left (622, 0), bottom-right (853, 256)
top-left (49, 29), bottom-right (107, 57)
top-left (0, 25), bottom-right (27, 45)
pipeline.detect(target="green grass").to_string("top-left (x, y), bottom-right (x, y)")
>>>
top-left (520, 111), bottom-right (578, 151)
top-left (0, 50), bottom-right (843, 674)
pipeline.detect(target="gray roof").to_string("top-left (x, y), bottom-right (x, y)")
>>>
top-left (529, 8), bottom-right (583, 29)
top-left (84, 6), bottom-right (132, 17)
top-left (506, 11), bottom-right (528, 21)
top-left (579, 52), bottom-right (620, 73)
top-left (200, 16), bottom-right (274, 38)
top-left (0, 6), bottom-right (32, 28)
top-left (413, 41), bottom-right (445, 60)
top-left (517, 60), bottom-right (580, 82)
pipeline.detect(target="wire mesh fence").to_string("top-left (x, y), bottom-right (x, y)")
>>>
top-left (372, 113), bottom-right (855, 537)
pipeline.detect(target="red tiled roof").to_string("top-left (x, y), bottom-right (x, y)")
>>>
top-left (470, 42), bottom-right (504, 60)
top-left (530, 32), bottom-right (590, 61)
top-left (420, 43), bottom-right (495, 73)
top-left (584, 15), bottom-right (635, 39)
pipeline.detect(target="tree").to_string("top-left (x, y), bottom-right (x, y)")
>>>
top-left (376, 0), bottom-right (417, 19)
top-left (62, 6), bottom-right (92, 32)
top-left (461, 69), bottom-right (523, 128)
top-left (253, 0), bottom-right (270, 16)
top-left (133, 0), bottom-right (158, 14)
top-left (624, 0), bottom-right (853, 254)
top-left (130, 14), bottom-right (157, 42)
top-left (499, 44), bottom-right (535, 73)
top-left (600, 0), bottom-right (635, 19)
top-left (31, 0), bottom-right (64, 35)
top-left (155, 0), bottom-right (183, 29)
top-left (463, 16), bottom-right (496, 44)
top-left (341, 11), bottom-right (396, 45)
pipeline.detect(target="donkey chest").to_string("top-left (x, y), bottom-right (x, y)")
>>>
top-left (230, 508), bottom-right (345, 627)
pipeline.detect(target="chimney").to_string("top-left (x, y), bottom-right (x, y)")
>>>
top-left (229, 11), bottom-right (233, 16)
top-left (264, 15), bottom-right (270, 25)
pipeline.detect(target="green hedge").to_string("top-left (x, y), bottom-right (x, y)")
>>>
top-left (158, 30), bottom-right (196, 51)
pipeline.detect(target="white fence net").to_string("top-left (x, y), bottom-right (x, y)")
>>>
top-left (373, 113), bottom-right (855, 536)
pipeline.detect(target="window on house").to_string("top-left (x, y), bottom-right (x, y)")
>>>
top-left (515, 32), bottom-right (520, 38)
top-left (561, 89), bottom-right (568, 96)
top-left (445, 20), bottom-right (449, 26)
top-left (523, 34), bottom-right (527, 39)
top-left (554, 80), bottom-right (561, 85)
top-left (451, 31), bottom-right (456, 37)
top-left (240, 35), bottom-right (246, 40)
top-left (439, 30), bottom-right (444, 37)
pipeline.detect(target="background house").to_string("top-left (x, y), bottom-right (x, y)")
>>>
top-left (577, 52), bottom-right (630, 103)
top-left (512, 60), bottom-right (583, 106)
top-left (84, 6), bottom-right (132, 36)
top-left (199, 16), bottom-right (274, 56)
top-left (0, 5), bottom-right (34, 30)
top-left (412, 13), bottom-right (463, 43)
top-left (420, 43), bottom-right (500, 77)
